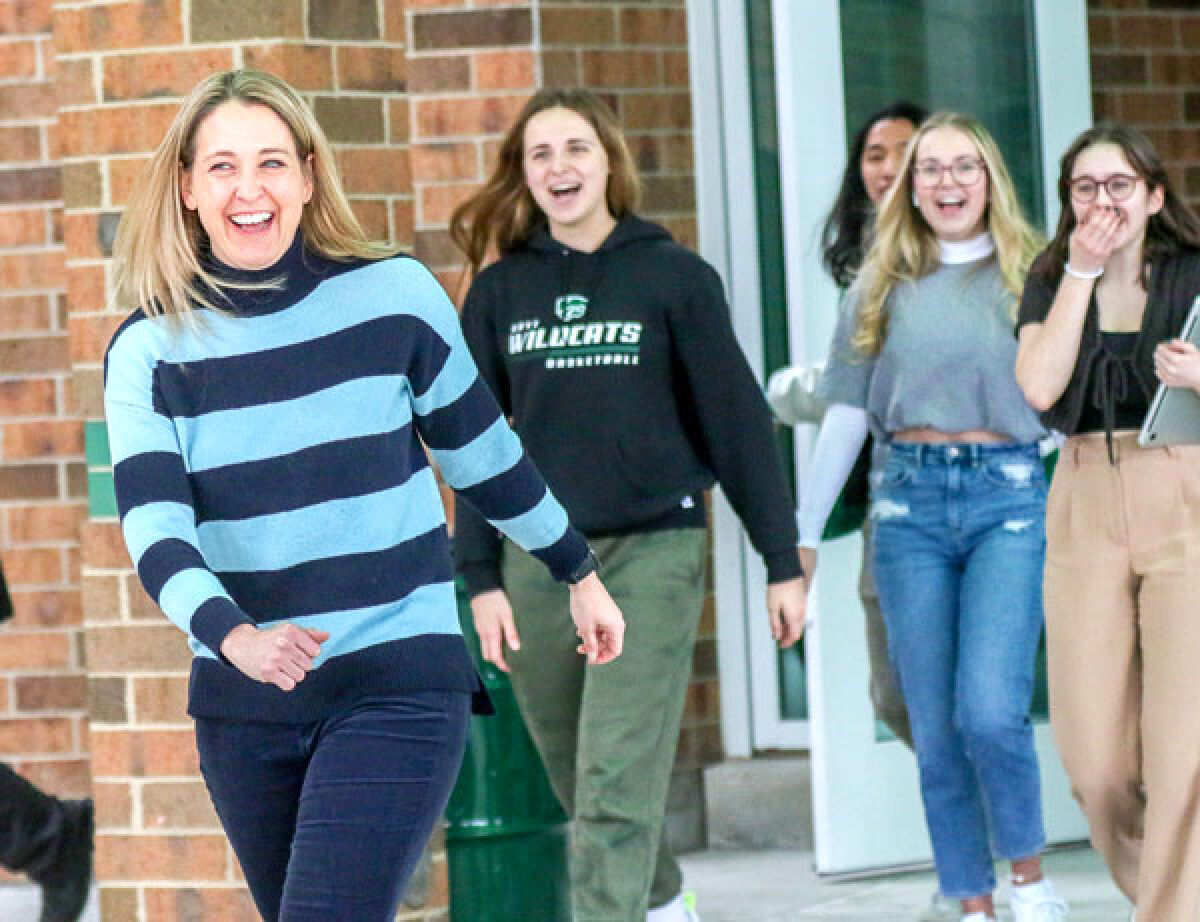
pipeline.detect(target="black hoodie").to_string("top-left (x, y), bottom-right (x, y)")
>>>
top-left (455, 215), bottom-right (800, 593)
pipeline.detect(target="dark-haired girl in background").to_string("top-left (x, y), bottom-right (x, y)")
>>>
top-left (1016, 123), bottom-right (1200, 922)
top-left (769, 101), bottom-right (926, 751)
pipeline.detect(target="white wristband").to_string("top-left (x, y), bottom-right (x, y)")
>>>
top-left (1064, 262), bottom-right (1103, 280)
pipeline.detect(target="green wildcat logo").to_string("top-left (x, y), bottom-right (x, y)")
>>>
top-left (554, 294), bottom-right (589, 322)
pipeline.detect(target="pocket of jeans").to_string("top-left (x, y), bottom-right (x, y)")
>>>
top-left (873, 459), bottom-right (913, 489)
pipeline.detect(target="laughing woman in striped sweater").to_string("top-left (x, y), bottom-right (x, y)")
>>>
top-left (103, 69), bottom-right (624, 922)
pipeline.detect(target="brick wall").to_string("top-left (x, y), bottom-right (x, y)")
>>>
top-left (0, 0), bottom-right (91, 863)
top-left (1088, 1), bottom-right (1200, 205)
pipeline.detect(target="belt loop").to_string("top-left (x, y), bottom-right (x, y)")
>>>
top-left (1071, 438), bottom-right (1081, 465)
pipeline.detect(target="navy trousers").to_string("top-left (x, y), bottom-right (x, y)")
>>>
top-left (196, 690), bottom-right (471, 922)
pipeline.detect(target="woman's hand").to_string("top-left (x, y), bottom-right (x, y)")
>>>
top-left (568, 573), bottom-right (625, 665)
top-left (470, 589), bottom-right (521, 673)
top-left (1154, 339), bottom-right (1200, 391)
top-left (220, 623), bottom-right (330, 691)
top-left (1068, 205), bottom-right (1122, 275)
top-left (767, 575), bottom-right (807, 649)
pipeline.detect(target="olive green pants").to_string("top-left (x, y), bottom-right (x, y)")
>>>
top-left (502, 528), bottom-right (707, 922)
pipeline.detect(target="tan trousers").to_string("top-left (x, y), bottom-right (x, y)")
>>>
top-left (1045, 434), bottom-right (1200, 922)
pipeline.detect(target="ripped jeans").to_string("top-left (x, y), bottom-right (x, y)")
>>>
top-left (871, 441), bottom-right (1048, 899)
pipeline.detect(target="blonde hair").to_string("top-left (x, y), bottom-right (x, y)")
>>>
top-left (450, 88), bottom-right (641, 277)
top-left (852, 112), bottom-right (1043, 355)
top-left (111, 69), bottom-right (393, 321)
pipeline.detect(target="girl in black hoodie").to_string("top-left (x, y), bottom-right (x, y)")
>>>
top-left (451, 89), bottom-right (806, 922)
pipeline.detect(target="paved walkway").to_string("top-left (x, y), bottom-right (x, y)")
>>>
top-left (0, 845), bottom-right (1127, 921)
top-left (680, 845), bottom-right (1130, 921)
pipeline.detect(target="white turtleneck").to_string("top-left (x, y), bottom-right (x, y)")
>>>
top-left (937, 232), bottom-right (994, 265)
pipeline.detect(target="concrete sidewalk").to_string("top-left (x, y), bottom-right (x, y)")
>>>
top-left (679, 845), bottom-right (1131, 921)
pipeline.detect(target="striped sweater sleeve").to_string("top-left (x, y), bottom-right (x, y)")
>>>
top-left (401, 263), bottom-right (590, 580)
top-left (104, 315), bottom-right (254, 659)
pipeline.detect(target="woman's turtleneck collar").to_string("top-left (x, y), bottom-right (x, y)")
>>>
top-left (938, 232), bottom-right (995, 266)
top-left (201, 232), bottom-right (336, 316)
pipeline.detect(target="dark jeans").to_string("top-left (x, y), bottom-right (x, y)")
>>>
top-left (196, 690), bottom-right (471, 922)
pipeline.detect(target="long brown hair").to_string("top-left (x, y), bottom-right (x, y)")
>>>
top-left (1033, 122), bottom-right (1200, 288)
top-left (852, 112), bottom-right (1042, 355)
top-left (112, 69), bottom-right (392, 322)
top-left (449, 89), bottom-right (641, 277)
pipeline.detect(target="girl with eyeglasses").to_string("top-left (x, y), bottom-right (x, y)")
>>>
top-left (800, 112), bottom-right (1066, 922)
top-left (1016, 123), bottom-right (1200, 922)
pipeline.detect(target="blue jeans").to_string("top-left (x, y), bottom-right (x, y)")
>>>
top-left (196, 690), bottom-right (471, 922)
top-left (870, 442), bottom-right (1047, 899)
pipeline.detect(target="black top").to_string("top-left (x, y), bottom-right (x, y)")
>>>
top-left (1075, 333), bottom-right (1147, 436)
top-left (455, 215), bottom-right (801, 594)
top-left (1018, 247), bottom-right (1200, 451)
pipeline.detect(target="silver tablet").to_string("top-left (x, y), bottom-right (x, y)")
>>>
top-left (1139, 294), bottom-right (1200, 447)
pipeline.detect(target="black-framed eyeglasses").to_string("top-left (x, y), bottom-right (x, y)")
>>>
top-left (1068, 174), bottom-right (1141, 204)
top-left (912, 158), bottom-right (986, 189)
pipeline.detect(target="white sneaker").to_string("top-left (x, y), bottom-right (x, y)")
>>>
top-left (960, 913), bottom-right (995, 922)
top-left (646, 891), bottom-right (699, 922)
top-left (919, 891), bottom-right (961, 921)
top-left (1009, 878), bottom-right (1068, 922)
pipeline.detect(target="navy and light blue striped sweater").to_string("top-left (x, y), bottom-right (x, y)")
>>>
top-left (104, 236), bottom-right (589, 722)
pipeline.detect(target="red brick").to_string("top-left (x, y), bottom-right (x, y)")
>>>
top-left (539, 6), bottom-right (616, 45)
top-left (337, 147), bottom-right (412, 195)
top-left (664, 50), bottom-right (690, 88)
top-left (410, 141), bottom-right (479, 183)
top-left (407, 55), bottom-right (469, 94)
top-left (0, 40), bottom-right (36, 79)
top-left (54, 57), bottom-right (96, 108)
top-left (0, 209), bottom-right (47, 247)
top-left (0, 82), bottom-right (56, 120)
top-left (144, 888), bottom-right (259, 922)
top-left (2, 546), bottom-right (63, 583)
top-left (0, 295), bottom-right (53, 333)
top-left (126, 575), bottom-right (164, 622)
top-left (1182, 18), bottom-right (1200, 47)
top-left (15, 759), bottom-right (92, 798)
top-left (94, 781), bottom-right (133, 829)
top-left (10, 588), bottom-right (81, 628)
top-left (90, 729), bottom-right (198, 777)
top-left (349, 199), bottom-right (389, 241)
top-left (52, 1), bottom-right (184, 54)
top-left (1116, 89), bottom-right (1182, 124)
top-left (96, 833), bottom-right (228, 881)
top-left (0, 166), bottom-right (60, 203)
top-left (0, 249), bottom-right (63, 291)
top-left (14, 675), bottom-right (86, 711)
top-left (414, 94), bottom-right (530, 139)
top-left (1118, 12), bottom-right (1178, 46)
top-left (242, 43), bottom-right (334, 91)
top-left (80, 521), bottom-right (132, 570)
top-left (98, 888), bottom-right (138, 922)
top-left (0, 0), bottom-right (52, 34)
top-left (393, 198), bottom-right (414, 247)
top-left (0, 337), bottom-right (68, 376)
top-left (0, 717), bottom-right (73, 754)
top-left (383, 0), bottom-right (405, 40)
top-left (0, 379), bottom-right (57, 416)
top-left (108, 156), bottom-right (153, 207)
top-left (132, 676), bottom-right (189, 723)
top-left (621, 92), bottom-right (692, 131)
top-left (66, 367), bottom-right (104, 418)
top-left (143, 781), bottom-right (221, 828)
top-left (0, 124), bottom-right (41, 162)
top-left (85, 624), bottom-right (191, 672)
top-left (57, 104), bottom-right (179, 158)
top-left (542, 49), bottom-right (581, 87)
top-left (0, 631), bottom-right (69, 669)
top-left (8, 504), bottom-right (85, 543)
top-left (475, 50), bottom-right (535, 91)
top-left (619, 7), bottom-right (689, 46)
top-left (1148, 52), bottom-right (1200, 85)
top-left (412, 9), bottom-right (532, 51)
top-left (2, 421), bottom-right (83, 460)
top-left (69, 312), bottom-right (125, 365)
top-left (388, 97), bottom-right (411, 145)
top-left (65, 264), bottom-right (108, 316)
top-left (418, 182), bottom-right (480, 227)
top-left (0, 464), bottom-right (59, 500)
top-left (103, 48), bottom-right (234, 103)
top-left (338, 45), bottom-right (407, 92)
top-left (582, 50), bottom-right (662, 88)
